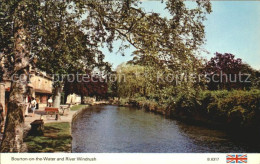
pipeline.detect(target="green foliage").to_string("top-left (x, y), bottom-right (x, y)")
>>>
top-left (33, 1), bottom-right (112, 76)
top-left (107, 77), bottom-right (118, 98)
top-left (24, 122), bottom-right (71, 152)
top-left (118, 98), bottom-right (129, 106)
top-left (0, 0), bottom-right (213, 151)
top-left (119, 96), bottom-right (163, 112)
top-left (219, 89), bottom-right (260, 113)
top-left (117, 87), bottom-right (260, 128)
top-left (114, 0), bottom-right (212, 101)
top-left (203, 53), bottom-right (260, 90)
top-left (117, 64), bottom-right (146, 98)
top-left (173, 89), bottom-right (260, 127)
top-left (1, 0), bottom-right (212, 91)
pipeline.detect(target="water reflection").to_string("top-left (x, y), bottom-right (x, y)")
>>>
top-left (72, 105), bottom-right (260, 153)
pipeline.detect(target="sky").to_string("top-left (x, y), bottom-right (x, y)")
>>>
top-left (103, 1), bottom-right (260, 70)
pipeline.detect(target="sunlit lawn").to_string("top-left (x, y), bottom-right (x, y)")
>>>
top-left (24, 122), bottom-right (71, 152)
top-left (70, 104), bottom-right (88, 111)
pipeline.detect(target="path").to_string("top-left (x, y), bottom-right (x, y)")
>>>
top-left (23, 106), bottom-right (77, 132)
top-left (0, 106), bottom-right (79, 143)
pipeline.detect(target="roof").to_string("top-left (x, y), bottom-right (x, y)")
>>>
top-left (5, 87), bottom-right (52, 94)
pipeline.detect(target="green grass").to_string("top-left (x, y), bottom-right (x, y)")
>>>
top-left (70, 104), bottom-right (88, 111)
top-left (24, 122), bottom-right (72, 152)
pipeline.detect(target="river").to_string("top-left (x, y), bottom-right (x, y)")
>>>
top-left (72, 105), bottom-right (260, 153)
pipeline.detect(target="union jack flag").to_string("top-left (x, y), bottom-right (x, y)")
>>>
top-left (226, 154), bottom-right (247, 163)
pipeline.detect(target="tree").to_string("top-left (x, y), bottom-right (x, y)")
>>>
top-left (31, 1), bottom-right (110, 108)
top-left (116, 64), bottom-right (146, 98)
top-left (0, 0), bottom-right (36, 152)
top-left (0, 64), bottom-right (4, 82)
top-left (106, 71), bottom-right (118, 99)
top-left (0, 0), bottom-right (212, 151)
top-left (240, 64), bottom-right (260, 89)
top-left (118, 0), bottom-right (212, 101)
top-left (0, 0), bottom-right (105, 152)
top-left (39, 0), bottom-right (211, 107)
top-left (204, 52), bottom-right (259, 90)
top-left (63, 71), bottom-right (108, 104)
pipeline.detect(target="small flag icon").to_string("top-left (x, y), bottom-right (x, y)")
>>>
top-left (226, 154), bottom-right (247, 163)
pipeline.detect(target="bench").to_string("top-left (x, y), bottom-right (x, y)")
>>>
top-left (60, 104), bottom-right (71, 115)
top-left (45, 107), bottom-right (60, 120)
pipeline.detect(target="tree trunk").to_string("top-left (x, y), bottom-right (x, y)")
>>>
top-left (53, 86), bottom-right (62, 108)
top-left (0, 15), bottom-right (30, 152)
top-left (80, 94), bottom-right (84, 104)
top-left (0, 77), bottom-right (28, 152)
top-left (64, 92), bottom-right (69, 104)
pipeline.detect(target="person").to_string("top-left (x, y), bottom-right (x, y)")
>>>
top-left (48, 97), bottom-right (53, 107)
top-left (36, 97), bottom-right (40, 109)
top-left (0, 103), bottom-right (5, 133)
top-left (30, 97), bottom-right (37, 117)
top-left (25, 96), bottom-right (29, 117)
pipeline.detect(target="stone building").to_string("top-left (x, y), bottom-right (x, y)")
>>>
top-left (0, 69), bottom-right (53, 114)
top-left (30, 70), bottom-right (53, 108)
top-left (66, 94), bottom-right (96, 105)
top-left (66, 94), bottom-right (82, 105)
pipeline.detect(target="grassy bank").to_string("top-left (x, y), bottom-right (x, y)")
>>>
top-left (70, 104), bottom-right (88, 111)
top-left (24, 122), bottom-right (71, 152)
top-left (119, 89), bottom-right (260, 130)
top-left (24, 105), bottom-right (88, 152)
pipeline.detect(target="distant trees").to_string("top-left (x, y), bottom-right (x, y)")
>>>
top-left (204, 52), bottom-right (260, 90)
top-left (63, 71), bottom-right (108, 104)
top-left (106, 72), bottom-right (118, 99)
top-left (116, 64), bottom-right (146, 98)
top-left (240, 64), bottom-right (260, 89)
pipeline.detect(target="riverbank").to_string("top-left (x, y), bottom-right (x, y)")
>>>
top-left (21, 89), bottom-right (260, 152)
top-left (23, 105), bottom-right (86, 152)
top-left (118, 89), bottom-right (260, 134)
top-left (23, 101), bottom-right (112, 152)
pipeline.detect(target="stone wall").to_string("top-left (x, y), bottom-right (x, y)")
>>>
top-left (30, 75), bottom-right (52, 94)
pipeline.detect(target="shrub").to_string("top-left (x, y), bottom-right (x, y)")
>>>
top-left (173, 89), bottom-right (260, 127)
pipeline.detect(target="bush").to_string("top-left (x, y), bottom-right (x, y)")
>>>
top-left (118, 89), bottom-right (260, 129)
top-left (172, 89), bottom-right (260, 128)
top-left (118, 98), bottom-right (129, 106)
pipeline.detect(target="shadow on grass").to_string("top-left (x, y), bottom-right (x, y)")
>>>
top-left (24, 122), bottom-right (72, 152)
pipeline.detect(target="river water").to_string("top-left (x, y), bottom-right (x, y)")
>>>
top-left (72, 105), bottom-right (260, 153)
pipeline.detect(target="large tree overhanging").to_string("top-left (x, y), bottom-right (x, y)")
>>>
top-left (0, 0), bottom-right (34, 152)
top-left (0, 0), bottom-right (211, 152)
top-left (31, 1), bottom-right (112, 108)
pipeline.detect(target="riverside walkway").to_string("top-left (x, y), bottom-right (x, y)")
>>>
top-left (0, 101), bottom-right (111, 145)
top-left (0, 105), bottom-right (81, 144)
top-left (23, 106), bottom-right (78, 132)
